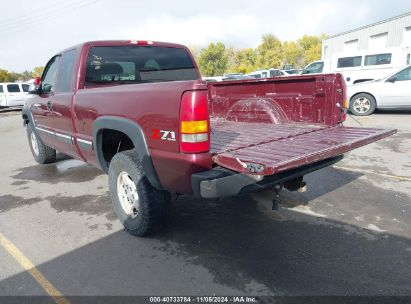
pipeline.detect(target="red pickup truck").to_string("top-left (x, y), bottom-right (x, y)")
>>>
top-left (22, 40), bottom-right (395, 236)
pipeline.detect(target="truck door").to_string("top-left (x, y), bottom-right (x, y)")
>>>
top-left (0, 85), bottom-right (6, 106)
top-left (31, 55), bottom-right (61, 147)
top-left (50, 48), bottom-right (79, 158)
top-left (5, 84), bottom-right (24, 106)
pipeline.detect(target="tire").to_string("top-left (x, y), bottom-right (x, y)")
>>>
top-left (27, 124), bottom-right (56, 164)
top-left (350, 93), bottom-right (376, 116)
top-left (108, 149), bottom-right (170, 237)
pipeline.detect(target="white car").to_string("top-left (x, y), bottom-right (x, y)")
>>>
top-left (347, 65), bottom-right (411, 116)
top-left (0, 82), bottom-right (31, 108)
top-left (247, 69), bottom-right (286, 79)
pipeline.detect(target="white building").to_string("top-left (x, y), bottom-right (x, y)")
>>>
top-left (322, 11), bottom-right (411, 65)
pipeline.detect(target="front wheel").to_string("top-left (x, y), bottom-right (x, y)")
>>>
top-left (108, 149), bottom-right (170, 237)
top-left (350, 93), bottom-right (376, 116)
top-left (27, 124), bottom-right (56, 164)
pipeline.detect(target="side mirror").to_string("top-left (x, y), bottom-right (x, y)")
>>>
top-left (42, 84), bottom-right (53, 93)
top-left (387, 76), bottom-right (397, 83)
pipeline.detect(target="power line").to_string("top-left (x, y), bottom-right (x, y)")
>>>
top-left (0, 0), bottom-right (69, 26)
top-left (0, 0), bottom-right (99, 33)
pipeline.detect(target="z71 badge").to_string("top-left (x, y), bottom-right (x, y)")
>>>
top-left (151, 129), bottom-right (176, 141)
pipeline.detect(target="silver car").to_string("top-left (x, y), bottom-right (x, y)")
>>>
top-left (347, 65), bottom-right (411, 115)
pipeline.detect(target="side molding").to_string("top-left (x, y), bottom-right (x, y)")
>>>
top-left (93, 116), bottom-right (163, 190)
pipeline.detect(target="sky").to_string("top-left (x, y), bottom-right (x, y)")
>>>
top-left (0, 0), bottom-right (410, 72)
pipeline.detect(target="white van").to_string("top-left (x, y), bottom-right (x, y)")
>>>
top-left (301, 47), bottom-right (411, 85)
top-left (0, 83), bottom-right (31, 107)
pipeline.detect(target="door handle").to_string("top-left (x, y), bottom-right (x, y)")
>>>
top-left (47, 100), bottom-right (53, 111)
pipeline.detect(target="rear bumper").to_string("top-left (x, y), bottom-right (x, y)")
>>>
top-left (191, 155), bottom-right (343, 198)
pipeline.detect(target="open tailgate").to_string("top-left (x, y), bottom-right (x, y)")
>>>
top-left (211, 123), bottom-right (396, 176)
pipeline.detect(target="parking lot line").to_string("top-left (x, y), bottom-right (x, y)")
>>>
top-left (334, 165), bottom-right (411, 182)
top-left (0, 232), bottom-right (70, 304)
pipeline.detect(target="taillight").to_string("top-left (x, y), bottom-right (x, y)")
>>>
top-left (179, 91), bottom-right (210, 153)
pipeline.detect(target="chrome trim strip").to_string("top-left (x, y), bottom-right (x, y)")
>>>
top-left (55, 133), bottom-right (72, 140)
top-left (76, 137), bottom-right (93, 150)
top-left (36, 127), bottom-right (54, 136)
top-left (77, 138), bottom-right (92, 145)
top-left (55, 132), bottom-right (73, 144)
top-left (36, 126), bottom-right (94, 149)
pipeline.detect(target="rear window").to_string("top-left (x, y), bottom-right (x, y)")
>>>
top-left (337, 56), bottom-right (362, 68)
top-left (0, 85), bottom-right (3, 93)
top-left (85, 46), bottom-right (198, 85)
top-left (364, 53), bottom-right (392, 66)
top-left (6, 84), bottom-right (20, 93)
top-left (21, 84), bottom-right (29, 92)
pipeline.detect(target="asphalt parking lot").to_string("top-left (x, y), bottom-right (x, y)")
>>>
top-left (0, 109), bottom-right (410, 297)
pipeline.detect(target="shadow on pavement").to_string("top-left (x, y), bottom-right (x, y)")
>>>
top-left (1, 167), bottom-right (411, 296)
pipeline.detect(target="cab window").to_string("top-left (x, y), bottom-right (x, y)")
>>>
top-left (0, 85), bottom-right (3, 93)
top-left (6, 84), bottom-right (20, 93)
top-left (365, 53), bottom-right (392, 66)
top-left (42, 56), bottom-right (61, 93)
top-left (21, 84), bottom-right (29, 92)
top-left (55, 49), bottom-right (77, 92)
top-left (394, 67), bottom-right (411, 81)
top-left (337, 56), bottom-right (362, 68)
top-left (302, 62), bottom-right (324, 74)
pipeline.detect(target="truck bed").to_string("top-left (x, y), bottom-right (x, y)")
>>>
top-left (210, 120), bottom-right (396, 176)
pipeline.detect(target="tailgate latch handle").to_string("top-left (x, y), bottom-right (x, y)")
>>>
top-left (236, 158), bottom-right (264, 174)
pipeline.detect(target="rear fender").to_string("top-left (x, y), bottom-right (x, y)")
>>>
top-left (93, 116), bottom-right (162, 190)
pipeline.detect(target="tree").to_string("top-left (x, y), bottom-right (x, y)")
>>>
top-left (7, 72), bottom-right (23, 82)
top-left (304, 43), bottom-right (322, 65)
top-left (32, 66), bottom-right (45, 77)
top-left (282, 41), bottom-right (304, 68)
top-left (197, 42), bottom-right (228, 76)
top-left (256, 34), bottom-right (283, 69)
top-left (227, 48), bottom-right (257, 74)
top-left (0, 69), bottom-right (9, 82)
top-left (298, 34), bottom-right (327, 66)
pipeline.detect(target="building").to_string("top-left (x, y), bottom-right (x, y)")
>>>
top-left (322, 11), bottom-right (411, 65)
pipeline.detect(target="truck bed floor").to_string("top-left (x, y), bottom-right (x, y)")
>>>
top-left (210, 120), bottom-right (396, 175)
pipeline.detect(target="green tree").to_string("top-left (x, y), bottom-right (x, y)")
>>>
top-left (7, 72), bottom-right (23, 82)
top-left (197, 42), bottom-right (228, 76)
top-left (0, 69), bottom-right (9, 82)
top-left (298, 34), bottom-right (327, 66)
top-left (282, 41), bottom-right (304, 68)
top-left (228, 48), bottom-right (257, 74)
top-left (256, 34), bottom-right (282, 69)
top-left (304, 43), bottom-right (322, 65)
top-left (32, 66), bottom-right (45, 77)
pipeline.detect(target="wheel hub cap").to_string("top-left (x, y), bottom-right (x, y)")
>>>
top-left (117, 171), bottom-right (139, 218)
top-left (353, 97), bottom-right (371, 113)
top-left (31, 132), bottom-right (39, 156)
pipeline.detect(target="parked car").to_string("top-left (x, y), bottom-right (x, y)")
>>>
top-left (202, 76), bottom-right (221, 82)
top-left (282, 69), bottom-right (300, 75)
top-left (347, 65), bottom-right (411, 115)
top-left (22, 40), bottom-right (394, 236)
top-left (0, 82), bottom-right (31, 108)
top-left (247, 69), bottom-right (285, 79)
top-left (221, 74), bottom-right (254, 81)
top-left (301, 47), bottom-right (411, 85)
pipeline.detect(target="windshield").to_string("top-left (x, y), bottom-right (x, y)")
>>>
top-left (85, 46), bottom-right (198, 85)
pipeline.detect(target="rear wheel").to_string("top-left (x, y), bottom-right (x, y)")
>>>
top-left (350, 93), bottom-right (376, 116)
top-left (108, 149), bottom-right (170, 237)
top-left (27, 124), bottom-right (56, 164)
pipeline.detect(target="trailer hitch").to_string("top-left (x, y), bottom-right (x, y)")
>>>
top-left (272, 185), bottom-right (283, 211)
